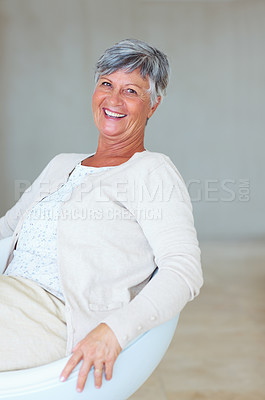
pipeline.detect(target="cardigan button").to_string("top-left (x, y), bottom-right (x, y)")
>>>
top-left (123, 335), bottom-right (129, 341)
top-left (137, 325), bottom-right (143, 331)
top-left (150, 315), bottom-right (157, 321)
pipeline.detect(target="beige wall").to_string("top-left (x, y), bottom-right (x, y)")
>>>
top-left (0, 0), bottom-right (264, 240)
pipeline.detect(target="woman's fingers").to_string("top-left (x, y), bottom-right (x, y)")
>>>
top-left (76, 359), bottom-right (93, 393)
top-left (60, 350), bottom-right (82, 382)
top-left (104, 359), bottom-right (115, 381)
top-left (93, 362), bottom-right (104, 389)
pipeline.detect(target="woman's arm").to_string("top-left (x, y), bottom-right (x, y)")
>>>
top-left (100, 157), bottom-right (203, 349)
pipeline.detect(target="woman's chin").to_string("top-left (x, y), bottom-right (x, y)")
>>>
top-left (98, 125), bottom-right (125, 137)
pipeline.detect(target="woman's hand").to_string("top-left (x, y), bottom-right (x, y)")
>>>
top-left (60, 323), bottom-right (122, 393)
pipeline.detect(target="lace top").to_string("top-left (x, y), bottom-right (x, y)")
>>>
top-left (4, 162), bottom-right (114, 301)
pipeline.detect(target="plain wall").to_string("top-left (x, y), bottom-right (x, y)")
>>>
top-left (0, 0), bottom-right (264, 240)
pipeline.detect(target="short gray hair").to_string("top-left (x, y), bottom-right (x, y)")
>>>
top-left (94, 39), bottom-right (170, 107)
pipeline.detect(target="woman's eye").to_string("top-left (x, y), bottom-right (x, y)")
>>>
top-left (101, 82), bottom-right (111, 87)
top-left (126, 88), bottom-right (137, 95)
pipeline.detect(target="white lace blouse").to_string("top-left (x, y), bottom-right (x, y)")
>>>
top-left (4, 162), bottom-right (114, 302)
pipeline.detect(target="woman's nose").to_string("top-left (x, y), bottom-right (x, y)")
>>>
top-left (108, 90), bottom-right (124, 106)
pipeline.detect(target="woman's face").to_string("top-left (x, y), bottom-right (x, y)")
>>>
top-left (92, 68), bottom-right (160, 141)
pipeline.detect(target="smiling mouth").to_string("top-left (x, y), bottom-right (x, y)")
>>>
top-left (103, 108), bottom-right (127, 118)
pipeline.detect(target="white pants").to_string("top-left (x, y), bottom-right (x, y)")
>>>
top-left (0, 276), bottom-right (67, 371)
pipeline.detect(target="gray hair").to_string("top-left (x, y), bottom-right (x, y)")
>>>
top-left (94, 39), bottom-right (170, 107)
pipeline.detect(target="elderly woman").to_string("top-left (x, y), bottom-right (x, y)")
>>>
top-left (0, 39), bottom-right (203, 392)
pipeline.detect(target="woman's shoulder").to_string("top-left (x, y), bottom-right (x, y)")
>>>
top-left (136, 150), bottom-right (180, 174)
top-left (36, 153), bottom-right (91, 181)
top-left (48, 152), bottom-right (90, 165)
top-left (42, 152), bottom-right (90, 172)
top-left (130, 150), bottom-right (187, 189)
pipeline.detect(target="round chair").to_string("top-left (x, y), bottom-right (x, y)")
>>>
top-left (0, 236), bottom-right (179, 400)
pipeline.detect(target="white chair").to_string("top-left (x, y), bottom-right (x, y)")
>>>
top-left (0, 236), bottom-right (179, 400)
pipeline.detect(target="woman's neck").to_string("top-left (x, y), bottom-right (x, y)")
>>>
top-left (82, 140), bottom-right (146, 167)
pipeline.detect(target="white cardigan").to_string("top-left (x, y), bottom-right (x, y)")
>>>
top-left (0, 150), bottom-right (203, 354)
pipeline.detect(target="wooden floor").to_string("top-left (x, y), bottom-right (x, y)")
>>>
top-left (129, 240), bottom-right (265, 400)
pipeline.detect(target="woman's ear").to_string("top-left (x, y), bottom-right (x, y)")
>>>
top-left (147, 96), bottom-right (161, 119)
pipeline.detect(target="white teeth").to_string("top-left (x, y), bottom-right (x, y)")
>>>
top-left (104, 109), bottom-right (126, 118)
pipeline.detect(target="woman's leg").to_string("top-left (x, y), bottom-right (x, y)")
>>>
top-left (0, 275), bottom-right (67, 371)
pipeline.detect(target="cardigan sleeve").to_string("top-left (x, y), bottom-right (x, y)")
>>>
top-left (0, 157), bottom-right (56, 239)
top-left (100, 157), bottom-right (203, 349)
